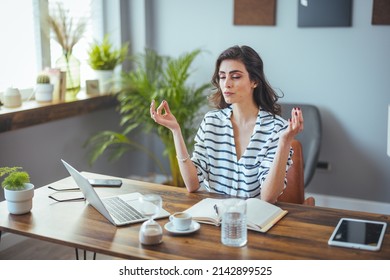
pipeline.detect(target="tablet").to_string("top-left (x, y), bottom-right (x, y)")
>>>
top-left (328, 218), bottom-right (387, 251)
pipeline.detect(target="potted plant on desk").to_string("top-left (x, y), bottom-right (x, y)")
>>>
top-left (0, 167), bottom-right (34, 215)
top-left (87, 35), bottom-right (129, 94)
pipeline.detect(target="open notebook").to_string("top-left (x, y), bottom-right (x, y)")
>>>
top-left (184, 198), bottom-right (288, 233)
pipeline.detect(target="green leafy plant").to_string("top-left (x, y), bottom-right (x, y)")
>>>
top-left (0, 167), bottom-right (30, 190)
top-left (85, 48), bottom-right (210, 187)
top-left (88, 35), bottom-right (129, 70)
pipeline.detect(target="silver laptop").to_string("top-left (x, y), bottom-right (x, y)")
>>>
top-left (61, 159), bottom-right (170, 226)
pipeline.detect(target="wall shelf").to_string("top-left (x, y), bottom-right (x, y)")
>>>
top-left (0, 93), bottom-right (118, 133)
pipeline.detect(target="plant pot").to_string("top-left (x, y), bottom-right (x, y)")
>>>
top-left (94, 70), bottom-right (114, 94)
top-left (4, 183), bottom-right (34, 215)
top-left (3, 87), bottom-right (22, 108)
top-left (35, 84), bottom-right (54, 102)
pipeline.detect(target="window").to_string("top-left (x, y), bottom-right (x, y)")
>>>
top-left (48, 0), bottom-right (101, 83)
top-left (0, 0), bottom-right (102, 96)
top-left (0, 1), bottom-right (37, 92)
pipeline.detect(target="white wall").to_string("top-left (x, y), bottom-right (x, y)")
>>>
top-left (123, 0), bottom-right (390, 203)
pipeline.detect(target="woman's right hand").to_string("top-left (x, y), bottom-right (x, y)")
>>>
top-left (150, 100), bottom-right (180, 132)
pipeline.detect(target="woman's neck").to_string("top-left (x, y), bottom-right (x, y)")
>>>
top-left (231, 103), bottom-right (259, 125)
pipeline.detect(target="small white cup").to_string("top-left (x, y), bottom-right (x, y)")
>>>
top-left (169, 212), bottom-right (192, 231)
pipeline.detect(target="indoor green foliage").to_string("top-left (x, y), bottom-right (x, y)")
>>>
top-left (0, 167), bottom-right (30, 190)
top-left (85, 48), bottom-right (210, 187)
top-left (88, 35), bottom-right (129, 70)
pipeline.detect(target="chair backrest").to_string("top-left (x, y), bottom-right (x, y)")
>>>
top-left (280, 103), bottom-right (322, 188)
top-left (278, 139), bottom-right (305, 204)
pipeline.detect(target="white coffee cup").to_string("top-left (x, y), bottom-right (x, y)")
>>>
top-left (169, 212), bottom-right (192, 231)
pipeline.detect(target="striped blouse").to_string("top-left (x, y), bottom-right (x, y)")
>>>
top-left (191, 105), bottom-right (293, 198)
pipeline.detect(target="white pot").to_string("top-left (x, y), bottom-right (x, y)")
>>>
top-left (94, 70), bottom-right (114, 94)
top-left (3, 87), bottom-right (22, 108)
top-left (35, 84), bottom-right (54, 102)
top-left (4, 183), bottom-right (34, 215)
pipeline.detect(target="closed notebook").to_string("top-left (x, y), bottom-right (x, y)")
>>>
top-left (184, 198), bottom-right (288, 233)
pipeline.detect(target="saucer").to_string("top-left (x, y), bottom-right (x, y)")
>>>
top-left (164, 221), bottom-right (200, 235)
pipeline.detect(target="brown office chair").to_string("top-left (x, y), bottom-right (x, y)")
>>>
top-left (278, 139), bottom-right (315, 206)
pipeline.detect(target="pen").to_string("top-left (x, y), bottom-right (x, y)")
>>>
top-left (214, 204), bottom-right (219, 216)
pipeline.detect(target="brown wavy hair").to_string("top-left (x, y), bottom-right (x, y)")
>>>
top-left (209, 45), bottom-right (282, 115)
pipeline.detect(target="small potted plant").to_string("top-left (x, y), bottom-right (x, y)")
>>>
top-left (35, 73), bottom-right (54, 102)
top-left (1, 167), bottom-right (34, 215)
top-left (87, 35), bottom-right (129, 94)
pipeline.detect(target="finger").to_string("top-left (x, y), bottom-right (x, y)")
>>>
top-left (151, 110), bottom-right (157, 122)
top-left (150, 101), bottom-right (158, 122)
top-left (150, 100), bottom-right (155, 116)
top-left (291, 108), bottom-right (298, 127)
top-left (156, 101), bottom-right (165, 115)
top-left (163, 100), bottom-right (172, 115)
top-left (290, 108), bottom-right (296, 120)
top-left (289, 108), bottom-right (299, 131)
top-left (292, 111), bottom-right (303, 133)
top-left (295, 108), bottom-right (303, 123)
top-left (295, 108), bottom-right (304, 131)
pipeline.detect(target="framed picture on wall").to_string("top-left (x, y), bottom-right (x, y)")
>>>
top-left (234, 0), bottom-right (276, 26)
top-left (372, 0), bottom-right (390, 25)
top-left (298, 0), bottom-right (352, 27)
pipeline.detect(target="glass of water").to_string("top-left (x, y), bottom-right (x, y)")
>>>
top-left (138, 194), bottom-right (163, 245)
top-left (220, 198), bottom-right (247, 247)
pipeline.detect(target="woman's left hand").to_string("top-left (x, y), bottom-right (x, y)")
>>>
top-left (281, 107), bottom-right (304, 142)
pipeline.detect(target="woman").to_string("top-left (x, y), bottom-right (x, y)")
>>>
top-left (150, 45), bottom-right (303, 203)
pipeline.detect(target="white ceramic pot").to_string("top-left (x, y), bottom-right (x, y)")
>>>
top-left (94, 70), bottom-right (114, 94)
top-left (35, 84), bottom-right (54, 102)
top-left (4, 183), bottom-right (34, 215)
top-left (3, 87), bottom-right (22, 108)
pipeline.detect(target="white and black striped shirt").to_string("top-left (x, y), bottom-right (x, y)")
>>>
top-left (191, 106), bottom-right (292, 198)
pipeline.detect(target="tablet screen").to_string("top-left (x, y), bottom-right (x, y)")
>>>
top-left (328, 218), bottom-right (387, 251)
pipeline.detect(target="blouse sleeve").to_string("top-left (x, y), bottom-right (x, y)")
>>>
top-left (258, 123), bottom-right (293, 189)
top-left (191, 118), bottom-right (210, 187)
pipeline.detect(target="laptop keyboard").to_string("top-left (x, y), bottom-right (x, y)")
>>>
top-left (103, 196), bottom-right (144, 223)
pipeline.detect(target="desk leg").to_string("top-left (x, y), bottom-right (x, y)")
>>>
top-left (75, 248), bottom-right (96, 260)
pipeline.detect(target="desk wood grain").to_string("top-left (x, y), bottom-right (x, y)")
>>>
top-left (1, 173), bottom-right (389, 260)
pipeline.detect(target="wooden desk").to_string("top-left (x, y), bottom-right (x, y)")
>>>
top-left (1, 173), bottom-right (389, 259)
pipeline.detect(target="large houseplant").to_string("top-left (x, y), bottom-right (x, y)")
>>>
top-left (87, 35), bottom-right (129, 93)
top-left (1, 167), bottom-right (34, 215)
top-left (85, 48), bottom-right (210, 187)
